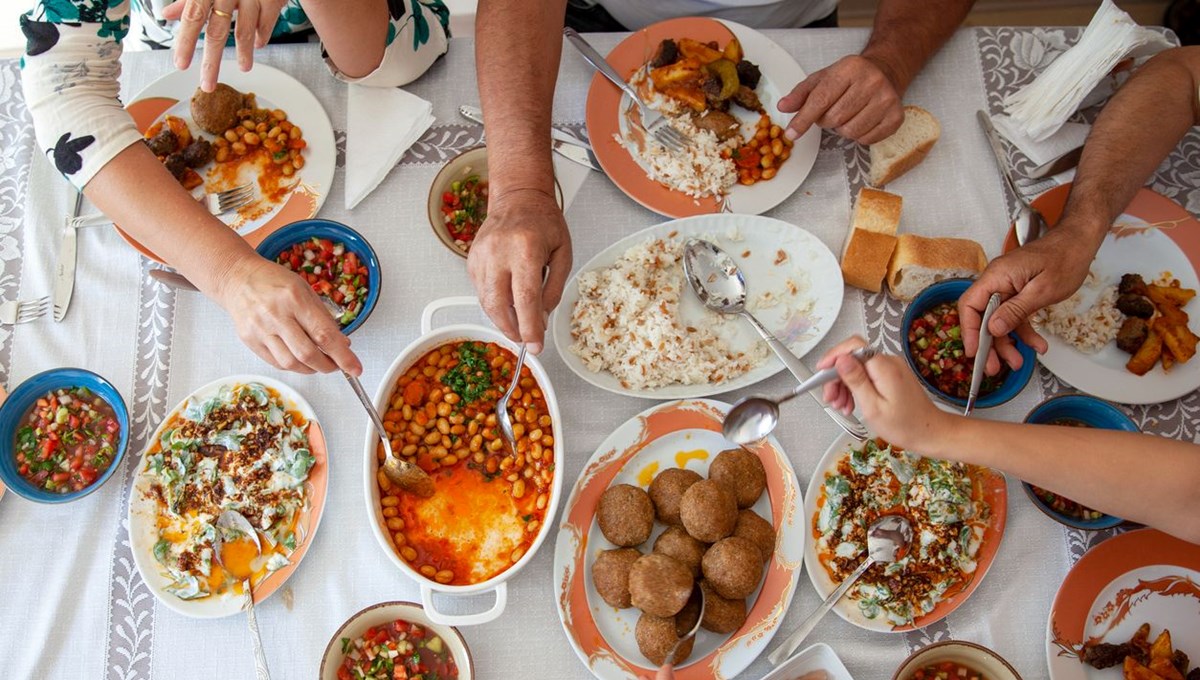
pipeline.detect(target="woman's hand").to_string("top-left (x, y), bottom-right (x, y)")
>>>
top-left (163, 0), bottom-right (290, 92)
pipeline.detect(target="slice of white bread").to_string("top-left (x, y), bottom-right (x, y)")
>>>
top-left (886, 234), bottom-right (988, 301)
top-left (842, 230), bottom-right (898, 293)
top-left (869, 106), bottom-right (941, 187)
top-left (851, 187), bottom-right (903, 237)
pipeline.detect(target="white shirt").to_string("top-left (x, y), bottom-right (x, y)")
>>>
top-left (595, 0), bottom-right (840, 31)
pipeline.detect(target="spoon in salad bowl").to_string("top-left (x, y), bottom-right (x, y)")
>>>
top-left (767, 514), bottom-right (913, 665)
top-left (342, 371), bottom-right (435, 497)
top-left (214, 510), bottom-right (272, 680)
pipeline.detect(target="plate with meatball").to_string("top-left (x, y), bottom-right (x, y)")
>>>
top-left (553, 399), bottom-right (804, 679)
top-left (121, 62), bottom-right (335, 263)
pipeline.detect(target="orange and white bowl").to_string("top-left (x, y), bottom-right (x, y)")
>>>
top-left (363, 296), bottom-right (564, 626)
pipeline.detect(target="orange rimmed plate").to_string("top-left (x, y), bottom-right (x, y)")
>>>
top-left (127, 374), bottom-right (329, 618)
top-left (553, 399), bottom-right (803, 679)
top-left (1046, 529), bottom-right (1200, 679)
top-left (584, 18), bottom-right (820, 218)
top-left (803, 433), bottom-right (1007, 631)
top-left (1003, 185), bottom-right (1200, 404)
top-left (121, 62), bottom-right (335, 263)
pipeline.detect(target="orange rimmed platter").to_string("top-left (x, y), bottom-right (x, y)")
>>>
top-left (553, 399), bottom-right (803, 679)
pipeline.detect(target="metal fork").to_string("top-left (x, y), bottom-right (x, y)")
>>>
top-left (563, 27), bottom-right (691, 153)
top-left (68, 183), bottom-right (254, 229)
top-left (0, 296), bottom-right (51, 325)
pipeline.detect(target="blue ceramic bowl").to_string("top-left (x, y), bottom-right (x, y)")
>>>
top-left (255, 219), bottom-right (382, 336)
top-left (1020, 394), bottom-right (1137, 530)
top-left (0, 368), bottom-right (130, 503)
top-left (901, 278), bottom-right (1036, 409)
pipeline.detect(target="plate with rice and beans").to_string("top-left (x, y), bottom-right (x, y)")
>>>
top-left (584, 17), bottom-right (820, 217)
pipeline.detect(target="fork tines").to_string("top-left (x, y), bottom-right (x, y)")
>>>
top-left (216, 183), bottom-right (254, 213)
top-left (650, 122), bottom-right (690, 153)
top-left (22, 297), bottom-right (52, 323)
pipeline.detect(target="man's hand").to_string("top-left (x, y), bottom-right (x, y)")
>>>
top-left (164, 0), bottom-right (289, 92)
top-left (467, 189), bottom-right (572, 354)
top-left (959, 225), bottom-right (1094, 370)
top-left (213, 255), bottom-right (362, 375)
top-left (776, 55), bottom-right (905, 144)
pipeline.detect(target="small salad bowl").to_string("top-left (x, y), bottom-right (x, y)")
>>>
top-left (255, 218), bottom-right (382, 335)
top-left (319, 601), bottom-right (474, 680)
top-left (1021, 394), bottom-right (1137, 531)
top-left (892, 640), bottom-right (1022, 680)
top-left (901, 278), bottom-right (1036, 410)
top-left (0, 368), bottom-right (130, 504)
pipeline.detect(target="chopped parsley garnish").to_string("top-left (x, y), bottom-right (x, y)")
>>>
top-left (440, 342), bottom-right (493, 404)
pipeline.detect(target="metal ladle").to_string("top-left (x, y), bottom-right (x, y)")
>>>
top-left (343, 372), bottom-right (435, 497)
top-left (767, 515), bottom-right (913, 665)
top-left (682, 239), bottom-right (869, 441)
top-left (214, 510), bottom-right (272, 680)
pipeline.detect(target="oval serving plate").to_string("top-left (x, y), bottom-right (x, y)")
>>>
top-left (1046, 528), bottom-right (1200, 680)
top-left (803, 432), bottom-right (1007, 632)
top-left (122, 62), bottom-right (335, 263)
top-left (553, 399), bottom-right (804, 679)
top-left (551, 213), bottom-right (843, 400)
top-left (1003, 184), bottom-right (1200, 405)
top-left (585, 17), bottom-right (820, 218)
top-left (128, 374), bottom-right (328, 618)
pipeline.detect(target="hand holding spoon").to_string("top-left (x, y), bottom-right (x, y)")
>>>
top-left (964, 292), bottom-right (1003, 417)
top-left (343, 371), bottom-right (435, 497)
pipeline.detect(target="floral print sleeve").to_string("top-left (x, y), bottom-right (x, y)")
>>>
top-left (324, 0), bottom-right (449, 88)
top-left (20, 0), bottom-right (141, 189)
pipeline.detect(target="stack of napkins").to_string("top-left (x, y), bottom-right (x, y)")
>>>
top-left (1003, 0), bottom-right (1172, 142)
top-left (345, 84), bottom-right (435, 210)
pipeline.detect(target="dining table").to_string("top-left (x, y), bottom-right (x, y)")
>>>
top-left (0, 22), bottom-right (1196, 680)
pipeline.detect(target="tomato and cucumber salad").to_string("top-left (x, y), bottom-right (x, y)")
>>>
top-left (908, 302), bottom-right (1008, 399)
top-left (337, 618), bottom-right (458, 680)
top-left (13, 387), bottom-right (120, 493)
top-left (276, 237), bottom-right (370, 328)
top-left (909, 660), bottom-right (988, 680)
top-left (440, 175), bottom-right (488, 250)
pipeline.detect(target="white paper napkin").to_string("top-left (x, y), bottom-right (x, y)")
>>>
top-left (991, 113), bottom-right (1089, 167)
top-left (1003, 0), bottom-right (1173, 142)
top-left (552, 146), bottom-right (590, 213)
top-left (345, 84), bottom-right (436, 210)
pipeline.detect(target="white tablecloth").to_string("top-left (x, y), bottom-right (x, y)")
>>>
top-left (1, 25), bottom-right (1197, 680)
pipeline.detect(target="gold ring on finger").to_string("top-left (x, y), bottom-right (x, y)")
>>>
top-left (211, 8), bottom-right (232, 17)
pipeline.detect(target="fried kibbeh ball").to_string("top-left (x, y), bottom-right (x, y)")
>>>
top-left (592, 548), bottom-right (642, 609)
top-left (702, 536), bottom-right (763, 600)
top-left (190, 83), bottom-right (244, 135)
top-left (597, 483), bottom-right (655, 547)
top-left (636, 612), bottom-right (694, 666)
top-left (674, 589), bottom-right (702, 636)
top-left (628, 553), bottom-right (694, 617)
top-left (649, 467), bottom-right (702, 525)
top-left (653, 525), bottom-right (707, 577)
top-left (699, 580), bottom-right (748, 634)
top-left (733, 509), bottom-right (776, 564)
top-left (680, 479), bottom-right (738, 543)
top-left (709, 448), bottom-right (766, 509)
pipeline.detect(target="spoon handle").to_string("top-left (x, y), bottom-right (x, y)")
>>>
top-left (779, 347), bottom-right (879, 406)
top-left (965, 293), bottom-right (1003, 417)
top-left (343, 371), bottom-right (391, 454)
top-left (244, 584), bottom-right (272, 680)
top-left (767, 557), bottom-right (875, 666)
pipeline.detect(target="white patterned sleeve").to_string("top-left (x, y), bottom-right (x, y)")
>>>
top-left (19, 1), bottom-right (143, 190)
top-left (324, 0), bottom-right (450, 87)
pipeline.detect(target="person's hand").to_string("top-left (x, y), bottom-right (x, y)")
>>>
top-left (163, 0), bottom-right (289, 92)
top-left (816, 336), bottom-right (951, 451)
top-left (776, 55), bottom-right (905, 144)
top-left (467, 188), bottom-right (572, 354)
top-left (213, 255), bottom-right (363, 375)
top-left (959, 225), bottom-right (1094, 370)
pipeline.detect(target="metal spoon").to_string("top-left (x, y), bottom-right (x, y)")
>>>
top-left (495, 344), bottom-right (528, 457)
top-left (343, 371), bottom-right (435, 497)
top-left (213, 510), bottom-right (272, 680)
top-left (724, 346), bottom-right (878, 445)
top-left (964, 292), bottom-right (1003, 417)
top-left (657, 586), bottom-right (706, 678)
top-left (767, 514), bottom-right (913, 665)
top-left (682, 239), bottom-right (869, 441)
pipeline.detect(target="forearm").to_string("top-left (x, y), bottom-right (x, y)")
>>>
top-left (1062, 47), bottom-right (1200, 247)
top-left (860, 0), bottom-right (974, 94)
top-left (474, 0), bottom-right (566, 197)
top-left (922, 415), bottom-right (1200, 543)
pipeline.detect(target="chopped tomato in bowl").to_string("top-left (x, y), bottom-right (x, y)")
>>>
top-left (320, 601), bottom-right (473, 680)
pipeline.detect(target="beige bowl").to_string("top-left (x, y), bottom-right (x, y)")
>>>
top-left (426, 146), bottom-right (564, 258)
top-left (892, 640), bottom-right (1023, 680)
top-left (319, 601), bottom-right (473, 680)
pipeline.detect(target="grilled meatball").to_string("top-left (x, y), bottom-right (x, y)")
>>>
top-left (1083, 643), bottom-right (1132, 669)
top-left (732, 509), bottom-right (775, 564)
top-left (1118, 273), bottom-right (1149, 297)
top-left (709, 448), bottom-right (766, 509)
top-left (636, 612), bottom-right (693, 666)
top-left (1172, 650), bottom-right (1189, 676)
top-left (649, 467), bottom-right (702, 526)
top-left (592, 548), bottom-right (641, 609)
top-left (699, 580), bottom-right (747, 634)
top-left (680, 479), bottom-right (738, 542)
top-left (180, 139), bottom-right (214, 168)
top-left (701, 536), bottom-right (763, 600)
top-left (597, 484), bottom-right (655, 547)
top-left (736, 59), bottom-right (762, 89)
top-left (653, 525), bottom-right (707, 577)
top-left (1116, 317), bottom-right (1149, 354)
top-left (649, 39), bottom-right (679, 68)
top-left (146, 127), bottom-right (179, 157)
top-left (163, 152), bottom-right (188, 180)
top-left (1116, 293), bottom-right (1155, 319)
top-left (732, 85), bottom-right (763, 112)
top-left (628, 553), bottom-right (694, 617)
top-left (190, 83), bottom-right (244, 135)
top-left (694, 110), bottom-right (741, 142)
top-left (1186, 667), bottom-right (1200, 680)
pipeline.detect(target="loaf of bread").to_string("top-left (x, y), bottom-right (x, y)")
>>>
top-left (886, 234), bottom-right (988, 301)
top-left (840, 187), bottom-right (902, 292)
top-left (869, 106), bottom-right (941, 187)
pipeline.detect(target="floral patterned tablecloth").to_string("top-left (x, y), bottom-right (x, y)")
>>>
top-left (0, 25), bottom-right (1195, 680)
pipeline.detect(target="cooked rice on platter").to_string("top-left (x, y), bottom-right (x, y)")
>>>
top-left (570, 238), bottom-right (770, 390)
top-left (1034, 272), bottom-right (1123, 353)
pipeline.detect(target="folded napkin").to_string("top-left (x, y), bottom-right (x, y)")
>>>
top-left (345, 84), bottom-right (435, 210)
top-left (991, 113), bottom-right (1089, 167)
top-left (1003, 0), bottom-right (1173, 143)
top-left (551, 135), bottom-right (591, 213)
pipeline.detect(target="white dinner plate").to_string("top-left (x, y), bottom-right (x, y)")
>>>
top-left (552, 213), bottom-right (843, 399)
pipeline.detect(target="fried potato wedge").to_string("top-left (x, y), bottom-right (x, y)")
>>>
top-left (1148, 284), bottom-right (1196, 307)
top-left (1128, 328), bottom-right (1164, 376)
top-left (1158, 308), bottom-right (1198, 364)
top-left (1125, 656), bottom-right (1168, 680)
top-left (649, 58), bottom-right (704, 89)
top-left (678, 38), bottom-right (724, 64)
top-left (661, 86), bottom-right (708, 112)
top-left (722, 37), bottom-right (743, 62)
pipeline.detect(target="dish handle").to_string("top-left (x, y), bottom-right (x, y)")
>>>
top-left (420, 581), bottom-right (507, 626)
top-left (420, 296), bottom-right (480, 335)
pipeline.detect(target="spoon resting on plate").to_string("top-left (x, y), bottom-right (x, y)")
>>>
top-left (214, 510), bottom-right (273, 680)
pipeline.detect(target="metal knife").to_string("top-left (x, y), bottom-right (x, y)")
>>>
top-left (1028, 144), bottom-right (1083, 179)
top-left (148, 269), bottom-right (200, 291)
top-left (52, 192), bottom-right (84, 322)
top-left (459, 104), bottom-right (603, 173)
